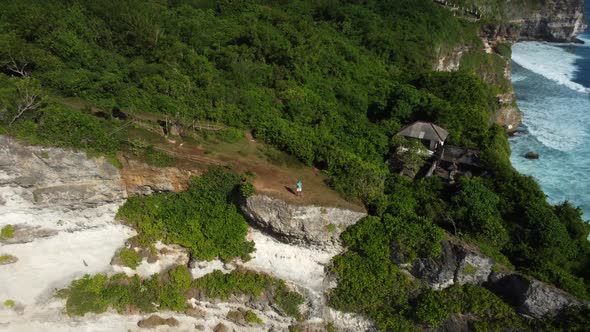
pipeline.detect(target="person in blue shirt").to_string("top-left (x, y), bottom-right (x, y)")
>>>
top-left (296, 180), bottom-right (302, 197)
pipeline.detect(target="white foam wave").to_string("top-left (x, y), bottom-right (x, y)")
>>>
top-left (512, 42), bottom-right (590, 94)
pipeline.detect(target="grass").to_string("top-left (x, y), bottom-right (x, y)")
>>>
top-left (1, 225), bottom-right (15, 239)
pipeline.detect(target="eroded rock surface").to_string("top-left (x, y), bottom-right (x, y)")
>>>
top-left (0, 136), bottom-right (126, 208)
top-left (241, 194), bottom-right (366, 248)
top-left (488, 272), bottom-right (585, 318)
top-left (119, 158), bottom-right (198, 196)
top-left (137, 315), bottom-right (179, 328)
top-left (402, 238), bottom-right (494, 290)
top-left (397, 235), bottom-right (586, 318)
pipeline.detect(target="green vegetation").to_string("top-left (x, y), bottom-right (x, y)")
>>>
top-left (61, 266), bottom-right (304, 319)
top-left (415, 285), bottom-right (522, 328)
top-left (193, 270), bottom-right (304, 319)
top-left (460, 49), bottom-right (511, 92)
top-left (239, 181), bottom-right (255, 198)
top-left (129, 139), bottom-right (175, 167)
top-left (326, 223), bottom-right (337, 233)
top-left (0, 255), bottom-right (11, 263)
top-left (0, 0), bottom-right (588, 328)
top-left (117, 248), bottom-right (142, 270)
top-left (462, 264), bottom-right (479, 276)
top-left (244, 310), bottom-right (263, 324)
top-left (117, 168), bottom-right (254, 261)
top-left (1, 225), bottom-right (15, 239)
top-left (59, 268), bottom-right (191, 316)
top-left (3, 299), bottom-right (15, 308)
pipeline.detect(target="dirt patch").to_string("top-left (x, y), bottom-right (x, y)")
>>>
top-left (119, 157), bottom-right (198, 196)
top-left (118, 113), bottom-right (364, 211)
top-left (137, 315), bottom-right (179, 328)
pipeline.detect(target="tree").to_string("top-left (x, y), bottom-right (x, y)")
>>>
top-left (9, 78), bottom-right (44, 126)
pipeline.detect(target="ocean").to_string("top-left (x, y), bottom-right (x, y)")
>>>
top-left (509, 2), bottom-right (590, 218)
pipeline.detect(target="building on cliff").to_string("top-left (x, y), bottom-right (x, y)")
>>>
top-left (397, 121), bottom-right (449, 151)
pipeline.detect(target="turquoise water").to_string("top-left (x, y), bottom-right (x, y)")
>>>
top-left (510, 7), bottom-right (590, 218)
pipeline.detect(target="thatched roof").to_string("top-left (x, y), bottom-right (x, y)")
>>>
top-left (397, 121), bottom-right (449, 142)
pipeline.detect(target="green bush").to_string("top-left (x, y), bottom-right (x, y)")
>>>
top-left (244, 310), bottom-right (263, 324)
top-left (1, 225), bottom-right (15, 239)
top-left (3, 299), bottom-right (15, 308)
top-left (36, 105), bottom-right (120, 153)
top-left (193, 270), bottom-right (304, 319)
top-left (118, 248), bottom-right (142, 270)
top-left (117, 168), bottom-right (254, 261)
top-left (240, 181), bottom-right (255, 198)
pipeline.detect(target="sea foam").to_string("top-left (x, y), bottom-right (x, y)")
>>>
top-left (512, 42), bottom-right (590, 94)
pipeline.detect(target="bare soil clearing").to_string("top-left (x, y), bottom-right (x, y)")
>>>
top-left (123, 120), bottom-right (364, 212)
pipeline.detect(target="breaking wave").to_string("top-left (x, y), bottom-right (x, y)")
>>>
top-left (512, 42), bottom-right (590, 94)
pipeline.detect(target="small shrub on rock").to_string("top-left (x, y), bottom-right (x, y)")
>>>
top-left (118, 248), bottom-right (142, 269)
top-left (1, 225), bottom-right (15, 239)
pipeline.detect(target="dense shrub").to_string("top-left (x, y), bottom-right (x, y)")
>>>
top-left (118, 248), bottom-right (142, 270)
top-left (117, 168), bottom-right (254, 261)
top-left (193, 270), bottom-right (304, 319)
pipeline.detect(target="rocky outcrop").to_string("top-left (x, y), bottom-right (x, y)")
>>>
top-left (0, 136), bottom-right (126, 208)
top-left (119, 158), bottom-right (197, 196)
top-left (397, 235), bottom-right (586, 318)
top-left (467, 0), bottom-right (586, 42)
top-left (488, 272), bottom-right (585, 318)
top-left (434, 46), bottom-right (468, 72)
top-left (240, 194), bottom-right (366, 248)
top-left (137, 315), bottom-right (179, 328)
top-left (511, 0), bottom-right (587, 42)
top-left (401, 237), bottom-right (494, 290)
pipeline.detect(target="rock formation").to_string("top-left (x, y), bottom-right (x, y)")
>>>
top-left (0, 135), bottom-right (126, 209)
top-left (119, 157), bottom-right (198, 196)
top-left (240, 194), bottom-right (366, 248)
top-left (399, 237), bottom-right (494, 290)
top-left (488, 272), bottom-right (585, 318)
top-left (398, 235), bottom-right (586, 318)
top-left (434, 0), bottom-right (586, 132)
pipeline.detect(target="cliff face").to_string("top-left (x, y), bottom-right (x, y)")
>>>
top-left (399, 236), bottom-right (587, 319)
top-left (435, 0), bottom-right (586, 132)
top-left (240, 194), bottom-right (367, 249)
top-left (508, 0), bottom-right (586, 42)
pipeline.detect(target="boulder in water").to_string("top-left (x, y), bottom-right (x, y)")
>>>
top-left (525, 151), bottom-right (539, 159)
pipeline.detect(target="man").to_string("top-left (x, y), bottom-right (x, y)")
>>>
top-left (296, 180), bottom-right (303, 197)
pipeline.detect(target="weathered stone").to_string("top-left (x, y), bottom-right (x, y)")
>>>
top-left (488, 272), bottom-right (584, 318)
top-left (525, 151), bottom-right (539, 159)
top-left (241, 194), bottom-right (366, 248)
top-left (403, 238), bottom-right (493, 290)
top-left (119, 158), bottom-right (197, 196)
top-left (0, 135), bottom-right (126, 209)
top-left (137, 315), bottom-right (179, 328)
top-left (213, 323), bottom-right (230, 332)
top-left (185, 307), bottom-right (206, 317)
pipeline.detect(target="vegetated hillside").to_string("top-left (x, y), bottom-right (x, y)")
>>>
top-left (0, 0), bottom-right (588, 330)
